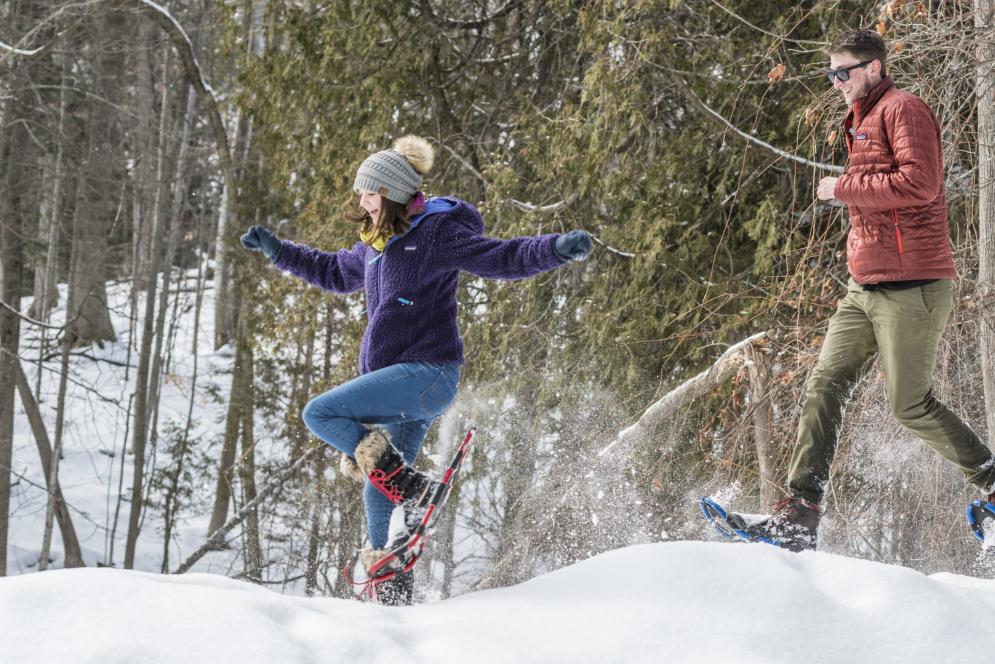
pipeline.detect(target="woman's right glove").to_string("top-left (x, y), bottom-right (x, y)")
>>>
top-left (554, 230), bottom-right (592, 263)
top-left (240, 225), bottom-right (283, 262)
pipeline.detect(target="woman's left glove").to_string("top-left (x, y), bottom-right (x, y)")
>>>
top-left (554, 230), bottom-right (592, 263)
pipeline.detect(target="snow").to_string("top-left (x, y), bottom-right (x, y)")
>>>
top-left (2, 542), bottom-right (995, 664)
top-left (984, 515), bottom-right (995, 550)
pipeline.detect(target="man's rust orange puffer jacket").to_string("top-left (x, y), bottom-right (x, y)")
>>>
top-left (834, 76), bottom-right (957, 284)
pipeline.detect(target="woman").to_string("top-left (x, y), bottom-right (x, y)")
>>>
top-left (241, 136), bottom-right (591, 604)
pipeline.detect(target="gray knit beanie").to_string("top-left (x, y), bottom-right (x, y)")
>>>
top-left (353, 136), bottom-right (435, 204)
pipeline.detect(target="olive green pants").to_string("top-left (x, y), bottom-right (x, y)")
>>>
top-left (788, 279), bottom-right (995, 504)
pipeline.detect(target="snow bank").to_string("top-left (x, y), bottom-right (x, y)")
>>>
top-left (3, 541), bottom-right (994, 664)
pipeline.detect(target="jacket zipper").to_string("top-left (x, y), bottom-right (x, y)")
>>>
top-left (891, 208), bottom-right (904, 256)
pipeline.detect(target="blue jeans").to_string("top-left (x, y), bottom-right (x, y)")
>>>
top-left (301, 361), bottom-right (461, 548)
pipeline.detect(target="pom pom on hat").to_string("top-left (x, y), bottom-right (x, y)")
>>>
top-left (354, 135), bottom-right (435, 204)
top-left (393, 135), bottom-right (434, 176)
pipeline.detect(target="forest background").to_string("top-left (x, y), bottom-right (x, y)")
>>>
top-left (3, 0), bottom-right (995, 599)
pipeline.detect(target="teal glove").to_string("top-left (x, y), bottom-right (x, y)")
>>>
top-left (554, 230), bottom-right (592, 263)
top-left (240, 225), bottom-right (283, 262)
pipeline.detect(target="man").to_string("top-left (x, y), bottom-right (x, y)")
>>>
top-left (705, 29), bottom-right (995, 551)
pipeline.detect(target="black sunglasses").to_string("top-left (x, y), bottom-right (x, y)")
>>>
top-left (826, 60), bottom-right (874, 84)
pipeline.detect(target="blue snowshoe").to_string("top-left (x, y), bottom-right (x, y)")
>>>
top-left (967, 499), bottom-right (995, 543)
top-left (698, 495), bottom-right (821, 553)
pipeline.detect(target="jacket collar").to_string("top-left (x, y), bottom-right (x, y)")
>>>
top-left (380, 196), bottom-right (458, 252)
top-left (850, 76), bottom-right (895, 123)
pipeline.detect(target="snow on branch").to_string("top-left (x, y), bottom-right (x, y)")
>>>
top-left (598, 331), bottom-right (769, 457)
top-left (591, 232), bottom-right (636, 258)
top-left (677, 78), bottom-right (844, 174)
top-left (509, 192), bottom-right (579, 214)
top-left (135, 0), bottom-right (215, 97)
top-left (0, 1), bottom-right (96, 67)
top-left (0, 39), bottom-right (46, 56)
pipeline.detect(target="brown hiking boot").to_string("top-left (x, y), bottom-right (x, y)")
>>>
top-left (727, 497), bottom-right (822, 552)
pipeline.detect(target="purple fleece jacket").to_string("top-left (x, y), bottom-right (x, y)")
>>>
top-left (273, 197), bottom-right (565, 374)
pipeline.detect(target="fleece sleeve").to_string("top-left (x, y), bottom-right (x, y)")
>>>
top-left (441, 222), bottom-right (564, 280)
top-left (272, 240), bottom-right (367, 294)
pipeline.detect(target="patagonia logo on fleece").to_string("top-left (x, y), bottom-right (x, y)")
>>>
top-left (404, 245), bottom-right (417, 251)
top-left (855, 133), bottom-right (868, 140)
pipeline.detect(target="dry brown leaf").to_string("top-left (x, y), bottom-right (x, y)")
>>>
top-left (827, 130), bottom-right (838, 146)
top-left (804, 106), bottom-right (818, 126)
top-left (894, 41), bottom-right (908, 53)
top-left (767, 62), bottom-right (787, 84)
top-left (876, 21), bottom-right (888, 37)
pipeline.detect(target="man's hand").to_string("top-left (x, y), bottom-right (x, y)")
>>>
top-left (817, 176), bottom-right (839, 201)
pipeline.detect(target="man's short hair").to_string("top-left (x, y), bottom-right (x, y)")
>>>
top-left (827, 29), bottom-right (887, 70)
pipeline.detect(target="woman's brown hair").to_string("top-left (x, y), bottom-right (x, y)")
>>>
top-left (347, 196), bottom-right (412, 245)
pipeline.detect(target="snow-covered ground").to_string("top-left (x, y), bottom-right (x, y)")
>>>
top-left (8, 267), bottom-right (995, 663)
top-left (3, 541), bottom-right (994, 664)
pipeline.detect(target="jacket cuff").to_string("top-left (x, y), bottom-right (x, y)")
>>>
top-left (552, 235), bottom-right (570, 264)
top-left (269, 240), bottom-right (287, 265)
top-left (833, 174), bottom-right (853, 205)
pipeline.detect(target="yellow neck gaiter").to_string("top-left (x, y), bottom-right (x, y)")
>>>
top-left (360, 227), bottom-right (393, 252)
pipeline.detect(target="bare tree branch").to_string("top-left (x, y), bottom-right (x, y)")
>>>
top-left (419, 0), bottom-right (519, 30)
top-left (173, 446), bottom-right (322, 574)
top-left (705, 0), bottom-right (826, 47)
top-left (0, 298), bottom-right (66, 331)
top-left (676, 77), bottom-right (844, 174)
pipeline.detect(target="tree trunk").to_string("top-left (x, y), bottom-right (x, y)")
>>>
top-left (0, 0), bottom-right (44, 571)
top-left (38, 328), bottom-right (74, 570)
top-left (139, 51), bottom-right (180, 526)
top-left (304, 452), bottom-right (327, 596)
top-left (0, 101), bottom-right (26, 579)
top-left (12, 361), bottom-right (84, 568)
top-left (124, 46), bottom-right (174, 568)
top-left (747, 345), bottom-right (775, 504)
top-left (977, 0), bottom-right (995, 448)
top-left (208, 286), bottom-right (246, 534)
top-left (129, 22), bottom-right (157, 292)
top-left (67, 13), bottom-right (120, 348)
top-left (239, 334), bottom-right (262, 581)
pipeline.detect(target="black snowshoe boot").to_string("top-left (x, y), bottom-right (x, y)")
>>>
top-left (360, 548), bottom-right (414, 606)
top-left (355, 429), bottom-right (439, 533)
top-left (376, 571), bottom-right (414, 606)
top-left (727, 497), bottom-right (822, 552)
